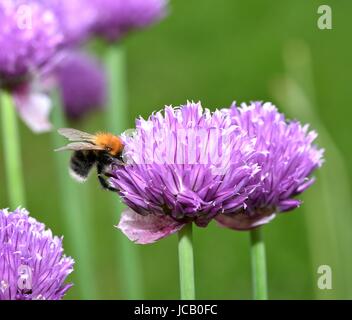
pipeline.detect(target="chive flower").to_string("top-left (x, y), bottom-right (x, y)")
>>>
top-left (0, 0), bottom-right (63, 87)
top-left (0, 0), bottom-right (64, 133)
top-left (90, 0), bottom-right (168, 41)
top-left (215, 102), bottom-right (324, 230)
top-left (0, 208), bottom-right (74, 300)
top-left (54, 51), bottom-right (106, 121)
top-left (110, 102), bottom-right (260, 244)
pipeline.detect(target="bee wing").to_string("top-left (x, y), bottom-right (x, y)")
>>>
top-left (58, 128), bottom-right (96, 142)
top-left (55, 142), bottom-right (104, 152)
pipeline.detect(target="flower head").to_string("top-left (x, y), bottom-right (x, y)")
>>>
top-left (54, 51), bottom-right (107, 120)
top-left (0, 0), bottom-right (65, 134)
top-left (216, 102), bottom-right (324, 230)
top-left (0, 208), bottom-right (74, 300)
top-left (111, 102), bottom-right (260, 244)
top-left (90, 0), bottom-right (168, 41)
top-left (0, 0), bottom-right (64, 88)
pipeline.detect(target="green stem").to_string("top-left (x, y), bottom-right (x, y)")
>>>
top-left (0, 90), bottom-right (26, 208)
top-left (51, 91), bottom-right (97, 299)
top-left (178, 223), bottom-right (195, 300)
top-left (105, 44), bottom-right (128, 134)
top-left (104, 44), bottom-right (143, 299)
top-left (250, 227), bottom-right (268, 300)
top-left (118, 232), bottom-right (143, 299)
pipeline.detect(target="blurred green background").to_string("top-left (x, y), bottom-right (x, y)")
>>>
top-left (1, 0), bottom-right (352, 299)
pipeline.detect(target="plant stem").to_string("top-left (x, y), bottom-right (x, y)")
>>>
top-left (105, 44), bottom-right (143, 299)
top-left (105, 44), bottom-right (128, 134)
top-left (250, 227), bottom-right (268, 300)
top-left (51, 91), bottom-right (97, 299)
top-left (0, 90), bottom-right (26, 208)
top-left (178, 223), bottom-right (195, 300)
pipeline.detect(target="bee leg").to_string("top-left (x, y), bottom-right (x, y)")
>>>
top-left (97, 175), bottom-right (118, 192)
top-left (103, 172), bottom-right (115, 178)
top-left (96, 164), bottom-right (118, 192)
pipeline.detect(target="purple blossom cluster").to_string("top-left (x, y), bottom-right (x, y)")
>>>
top-left (0, 0), bottom-right (167, 83)
top-left (0, 208), bottom-right (73, 300)
top-left (216, 102), bottom-right (324, 230)
top-left (0, 0), bottom-right (64, 88)
top-left (0, 0), bottom-right (168, 131)
top-left (111, 102), bottom-right (323, 244)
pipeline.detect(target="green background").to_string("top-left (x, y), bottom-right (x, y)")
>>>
top-left (1, 0), bottom-right (351, 299)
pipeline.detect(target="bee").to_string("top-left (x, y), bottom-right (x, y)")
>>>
top-left (55, 128), bottom-right (125, 191)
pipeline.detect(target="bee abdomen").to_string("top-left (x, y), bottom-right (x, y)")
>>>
top-left (69, 151), bottom-right (97, 183)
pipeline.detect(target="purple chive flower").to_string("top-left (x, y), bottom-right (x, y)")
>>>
top-left (54, 51), bottom-right (107, 121)
top-left (215, 102), bottom-right (324, 230)
top-left (90, 0), bottom-right (168, 41)
top-left (0, 208), bottom-right (74, 300)
top-left (0, 0), bottom-right (64, 133)
top-left (110, 102), bottom-right (260, 244)
top-left (0, 0), bottom-right (63, 86)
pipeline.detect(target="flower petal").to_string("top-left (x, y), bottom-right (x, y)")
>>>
top-left (295, 178), bottom-right (315, 195)
top-left (215, 212), bottom-right (276, 231)
top-left (117, 208), bottom-right (185, 244)
top-left (277, 199), bottom-right (301, 212)
top-left (14, 87), bottom-right (52, 133)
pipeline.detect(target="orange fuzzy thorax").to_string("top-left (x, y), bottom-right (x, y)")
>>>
top-left (94, 133), bottom-right (123, 156)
